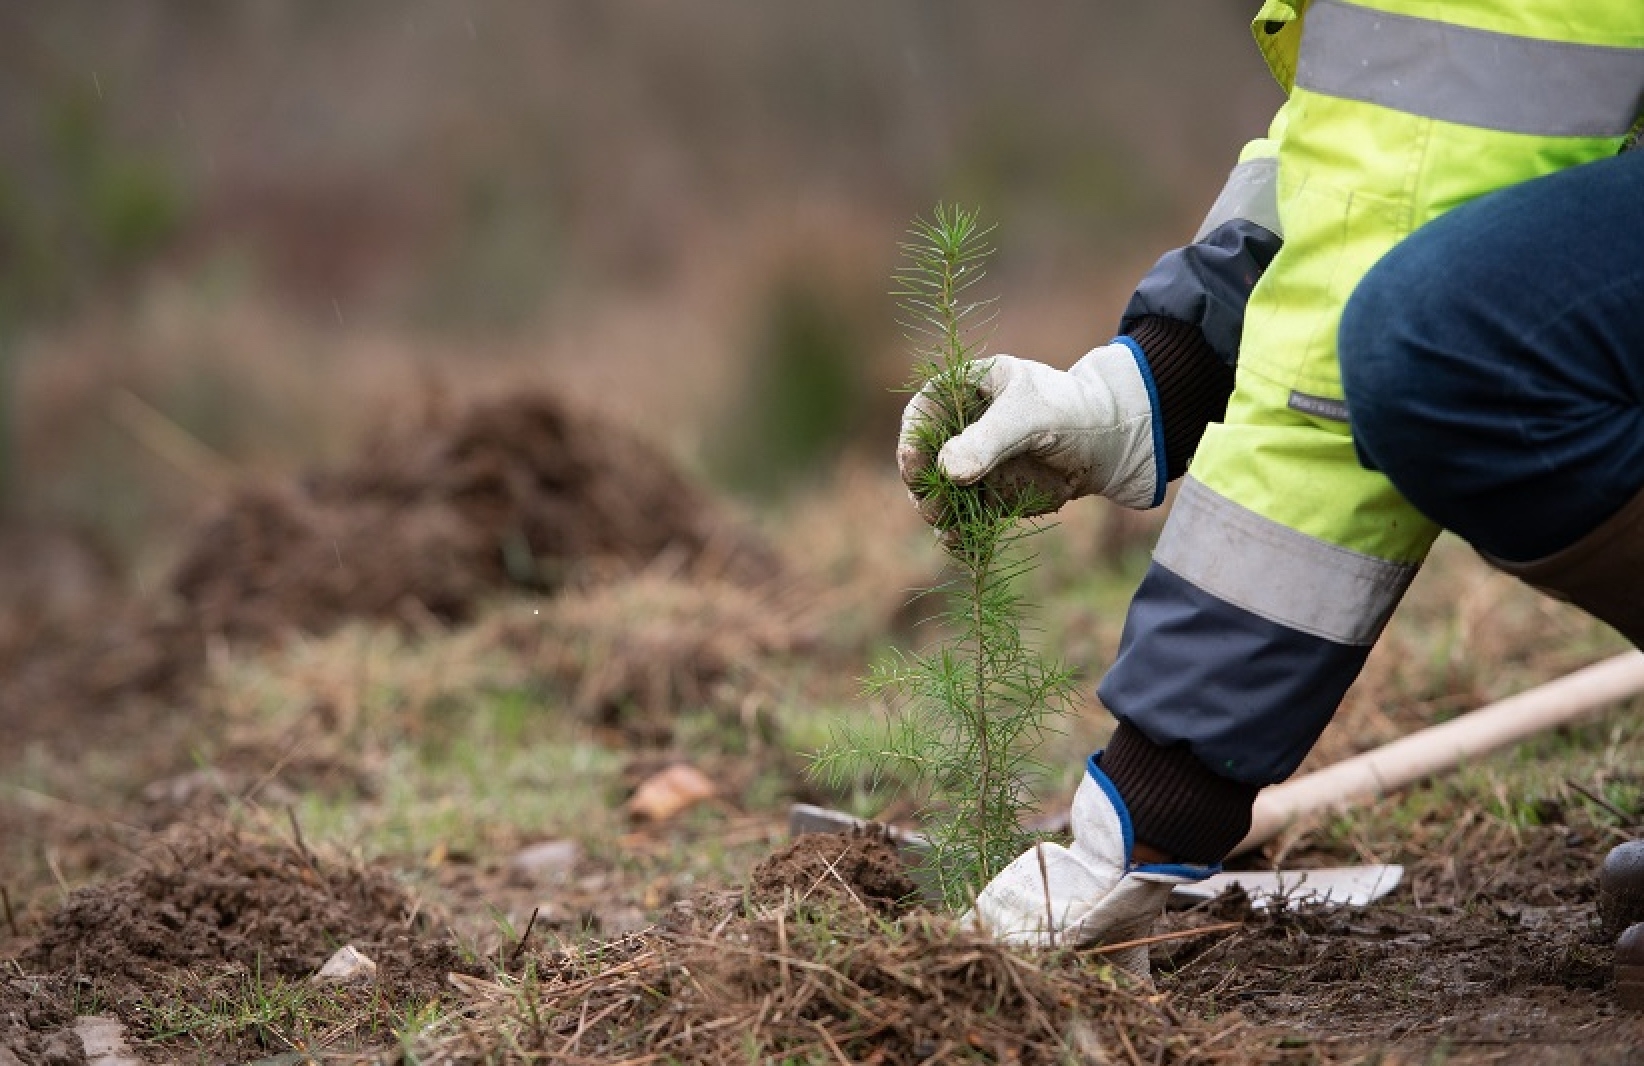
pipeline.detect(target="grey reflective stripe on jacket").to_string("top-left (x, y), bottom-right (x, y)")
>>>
top-left (1097, 560), bottom-right (1372, 786)
top-left (1194, 157), bottom-right (1281, 243)
top-left (1298, 0), bottom-right (1644, 138)
top-left (1152, 477), bottom-right (1417, 646)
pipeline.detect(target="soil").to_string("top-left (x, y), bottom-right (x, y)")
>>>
top-left (748, 829), bottom-right (919, 914)
top-left (24, 825), bottom-right (469, 996)
top-left (0, 388), bottom-right (779, 760)
top-left (170, 391), bottom-right (772, 641)
top-left (7, 814), bottom-right (1643, 1063)
top-left (1157, 823), bottom-right (1644, 1064)
top-left (172, 389), bottom-right (777, 643)
top-left (6, 824), bottom-right (477, 1065)
top-left (0, 992), bottom-right (86, 1066)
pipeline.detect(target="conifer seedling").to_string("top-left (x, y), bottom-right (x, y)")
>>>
top-left (812, 206), bottom-right (1079, 911)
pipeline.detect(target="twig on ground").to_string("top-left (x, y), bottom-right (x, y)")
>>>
top-left (286, 805), bottom-right (313, 864)
top-left (820, 848), bottom-right (870, 913)
top-left (509, 906), bottom-right (541, 967)
top-left (1114, 1023), bottom-right (1145, 1066)
top-left (1, 884), bottom-right (17, 937)
top-left (44, 850), bottom-right (69, 903)
top-left (811, 1020), bottom-right (853, 1066)
top-left (1567, 778), bottom-right (1632, 824)
top-left (107, 387), bottom-right (236, 493)
top-left (1, 782), bottom-right (148, 835)
top-left (1085, 921), bottom-right (1243, 957)
top-left (240, 721), bottom-right (314, 806)
top-left (564, 998), bottom-right (591, 1057)
top-left (776, 898), bottom-right (792, 990)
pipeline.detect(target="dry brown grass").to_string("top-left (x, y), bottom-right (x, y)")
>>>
top-left (419, 835), bottom-right (1325, 1066)
top-left (489, 569), bottom-right (821, 742)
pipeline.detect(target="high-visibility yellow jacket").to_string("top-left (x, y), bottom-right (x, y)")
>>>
top-left (1101, 0), bottom-right (1644, 784)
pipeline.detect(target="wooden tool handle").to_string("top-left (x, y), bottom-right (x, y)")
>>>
top-left (1236, 651), bottom-right (1644, 856)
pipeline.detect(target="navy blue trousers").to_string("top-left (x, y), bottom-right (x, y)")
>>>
top-left (1341, 149), bottom-right (1644, 563)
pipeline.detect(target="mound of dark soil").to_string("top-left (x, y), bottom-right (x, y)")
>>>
top-left (0, 389), bottom-right (779, 758)
top-left (24, 825), bottom-right (467, 1002)
top-left (6, 825), bottom-right (478, 1064)
top-left (172, 389), bottom-right (778, 642)
top-left (749, 830), bottom-right (917, 913)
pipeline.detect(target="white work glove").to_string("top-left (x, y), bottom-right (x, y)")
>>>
top-left (962, 761), bottom-right (1212, 983)
top-left (897, 343), bottom-right (1164, 528)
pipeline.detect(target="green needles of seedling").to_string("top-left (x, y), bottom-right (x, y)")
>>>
top-left (812, 206), bottom-right (1079, 911)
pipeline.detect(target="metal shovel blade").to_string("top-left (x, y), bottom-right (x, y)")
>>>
top-left (789, 803), bottom-right (928, 847)
top-left (1169, 864), bottom-right (1404, 911)
top-left (788, 803), bottom-right (1403, 912)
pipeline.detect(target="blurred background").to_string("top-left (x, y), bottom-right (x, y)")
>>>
top-left (0, 0), bottom-right (1282, 576)
top-left (5, 16), bottom-right (1638, 1054)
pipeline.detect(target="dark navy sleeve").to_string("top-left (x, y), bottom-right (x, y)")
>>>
top-left (1119, 218), bottom-right (1282, 368)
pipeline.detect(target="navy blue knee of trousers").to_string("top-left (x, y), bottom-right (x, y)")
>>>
top-left (1340, 151), bottom-right (1644, 562)
top-left (1338, 235), bottom-right (1490, 544)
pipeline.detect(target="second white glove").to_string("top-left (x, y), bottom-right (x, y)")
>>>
top-left (961, 760), bottom-right (1212, 982)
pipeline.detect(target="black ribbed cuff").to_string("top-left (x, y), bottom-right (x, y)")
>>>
top-left (1124, 316), bottom-right (1236, 482)
top-left (1098, 722), bottom-right (1260, 865)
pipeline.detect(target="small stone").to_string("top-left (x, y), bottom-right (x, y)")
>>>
top-left (312, 944), bottom-right (378, 984)
top-left (73, 1016), bottom-right (143, 1066)
top-left (507, 840), bottom-right (581, 885)
top-left (1618, 923), bottom-right (1644, 1012)
top-left (626, 763), bottom-right (717, 822)
top-left (1600, 840), bottom-right (1644, 937)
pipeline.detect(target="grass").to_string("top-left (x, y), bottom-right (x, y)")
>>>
top-left (137, 957), bottom-right (404, 1059)
top-left (135, 958), bottom-right (453, 1064)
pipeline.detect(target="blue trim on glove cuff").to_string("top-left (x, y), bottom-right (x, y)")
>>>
top-left (1112, 336), bottom-right (1168, 508)
top-left (1085, 752), bottom-right (1217, 880)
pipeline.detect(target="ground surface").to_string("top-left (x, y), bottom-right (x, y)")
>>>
top-left (2, 388), bottom-right (1641, 1065)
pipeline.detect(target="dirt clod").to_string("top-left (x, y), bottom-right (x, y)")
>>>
top-left (750, 830), bottom-right (918, 914)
